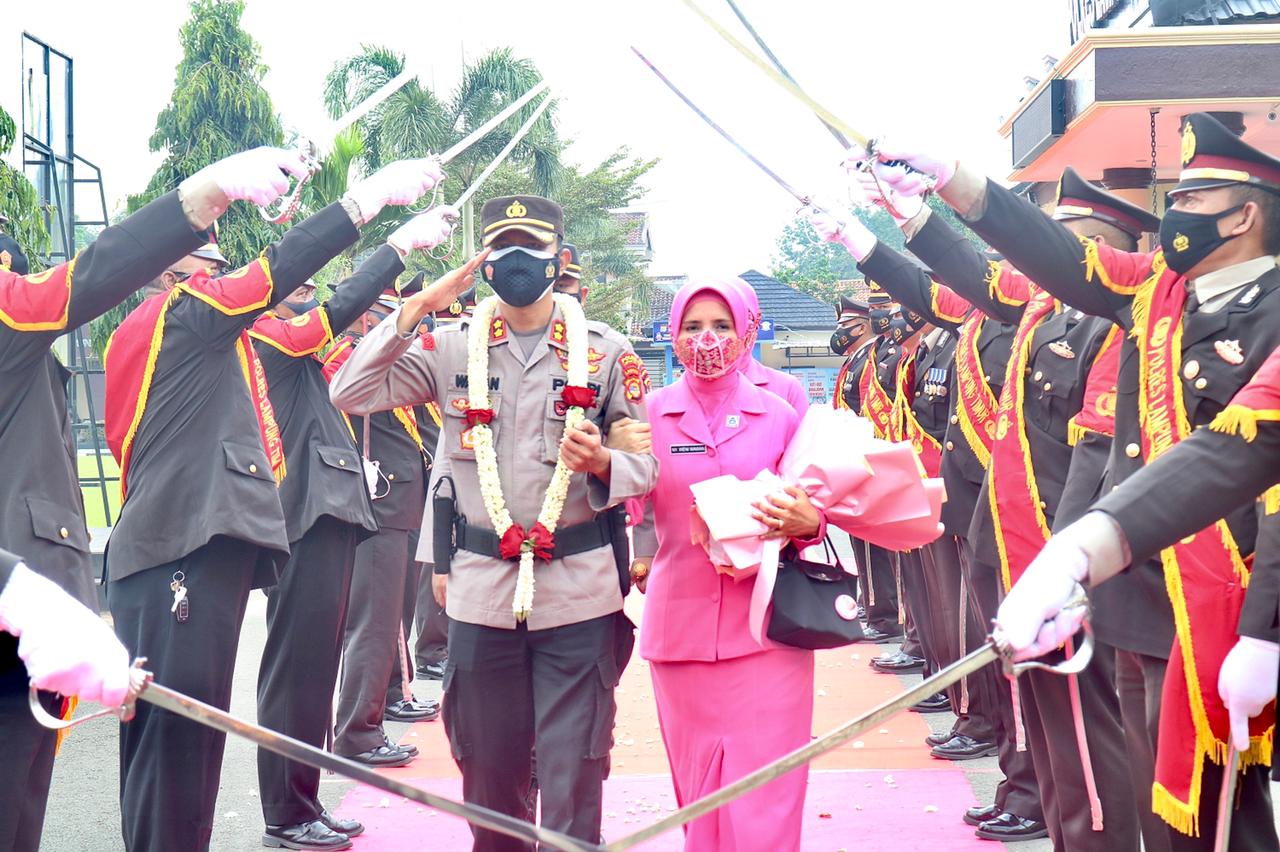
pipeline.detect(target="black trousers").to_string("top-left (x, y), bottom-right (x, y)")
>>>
top-left (919, 536), bottom-right (996, 743)
top-left (258, 517), bottom-right (360, 826)
top-left (1020, 637), bottom-right (1140, 851)
top-left (0, 639), bottom-right (58, 852)
top-left (414, 564), bottom-right (450, 669)
top-left (335, 527), bottom-right (411, 756)
top-left (963, 542), bottom-right (1043, 821)
top-left (1114, 648), bottom-right (1277, 852)
top-left (108, 537), bottom-right (257, 852)
top-left (857, 540), bottom-right (902, 636)
top-left (443, 614), bottom-right (618, 852)
top-left (900, 550), bottom-right (938, 673)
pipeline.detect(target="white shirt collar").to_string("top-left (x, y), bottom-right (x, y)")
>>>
top-left (1192, 256), bottom-right (1278, 312)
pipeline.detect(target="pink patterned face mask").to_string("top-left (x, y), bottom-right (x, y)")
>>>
top-left (675, 329), bottom-right (742, 379)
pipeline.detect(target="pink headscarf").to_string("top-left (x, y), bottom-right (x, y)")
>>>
top-left (669, 277), bottom-right (761, 371)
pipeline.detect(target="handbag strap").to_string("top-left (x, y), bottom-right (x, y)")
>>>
top-left (748, 537), bottom-right (783, 647)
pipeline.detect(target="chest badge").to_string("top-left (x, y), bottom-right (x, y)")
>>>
top-left (1214, 339), bottom-right (1244, 365)
top-left (725, 414), bottom-right (741, 429)
top-left (1048, 341), bottom-right (1075, 359)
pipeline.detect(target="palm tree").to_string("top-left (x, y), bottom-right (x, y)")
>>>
top-left (319, 46), bottom-right (560, 258)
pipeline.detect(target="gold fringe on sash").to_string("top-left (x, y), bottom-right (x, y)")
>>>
top-left (1209, 405), bottom-right (1280, 443)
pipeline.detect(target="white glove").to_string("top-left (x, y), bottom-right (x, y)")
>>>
top-left (851, 169), bottom-right (925, 226)
top-left (1218, 636), bottom-right (1280, 751)
top-left (806, 207), bottom-right (877, 262)
top-left (387, 205), bottom-right (459, 256)
top-left (0, 563), bottom-right (131, 706)
top-left (345, 159), bottom-right (447, 224)
top-left (870, 140), bottom-right (957, 196)
top-left (993, 533), bottom-right (1090, 661)
top-left (185, 146), bottom-right (313, 207)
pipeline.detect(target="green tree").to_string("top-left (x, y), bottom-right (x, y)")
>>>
top-left (319, 45), bottom-right (559, 264)
top-left (90, 0), bottom-right (285, 356)
top-left (0, 105), bottom-right (53, 269)
top-left (770, 195), bottom-right (986, 303)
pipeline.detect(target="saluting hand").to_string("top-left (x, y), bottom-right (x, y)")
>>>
top-left (752, 485), bottom-right (821, 541)
top-left (604, 417), bottom-right (652, 455)
top-left (560, 419), bottom-right (610, 477)
top-left (396, 249), bottom-right (489, 335)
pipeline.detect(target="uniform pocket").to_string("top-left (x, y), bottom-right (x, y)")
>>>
top-left (316, 444), bottom-right (360, 475)
top-left (443, 390), bottom-right (501, 462)
top-left (26, 497), bottom-right (90, 552)
top-left (586, 654), bottom-right (620, 759)
top-left (221, 440), bottom-right (275, 482)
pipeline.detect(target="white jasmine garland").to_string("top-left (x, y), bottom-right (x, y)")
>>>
top-left (466, 293), bottom-right (591, 621)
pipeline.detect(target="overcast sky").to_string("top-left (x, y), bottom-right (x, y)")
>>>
top-left (2, 0), bottom-right (1068, 277)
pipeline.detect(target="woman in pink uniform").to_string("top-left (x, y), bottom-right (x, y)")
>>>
top-left (641, 277), bottom-right (824, 851)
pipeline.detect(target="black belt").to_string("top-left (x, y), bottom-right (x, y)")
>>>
top-left (455, 514), bottom-right (614, 560)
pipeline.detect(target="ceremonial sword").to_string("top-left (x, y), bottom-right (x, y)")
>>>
top-left (29, 662), bottom-right (594, 852)
top-left (261, 78), bottom-right (550, 224)
top-left (719, 0), bottom-right (850, 148)
top-left (630, 46), bottom-right (817, 210)
top-left (1214, 747), bottom-right (1240, 852)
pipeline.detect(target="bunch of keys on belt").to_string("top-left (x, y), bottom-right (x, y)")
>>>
top-left (170, 571), bottom-right (189, 623)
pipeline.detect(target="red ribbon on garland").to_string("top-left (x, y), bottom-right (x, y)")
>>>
top-left (499, 522), bottom-right (555, 562)
top-left (561, 385), bottom-right (597, 409)
top-left (466, 408), bottom-right (496, 428)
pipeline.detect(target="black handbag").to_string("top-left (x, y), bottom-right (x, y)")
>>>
top-left (765, 539), bottom-right (865, 650)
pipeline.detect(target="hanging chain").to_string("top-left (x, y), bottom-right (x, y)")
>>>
top-left (1149, 109), bottom-right (1160, 214)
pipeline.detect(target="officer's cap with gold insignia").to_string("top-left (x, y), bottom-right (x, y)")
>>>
top-left (835, 294), bottom-right (870, 322)
top-left (559, 243), bottom-right (583, 280)
top-left (1173, 112), bottom-right (1280, 197)
top-left (1053, 166), bottom-right (1161, 237)
top-left (480, 195), bottom-right (564, 247)
top-left (432, 286), bottom-right (477, 321)
top-left (373, 271), bottom-right (425, 310)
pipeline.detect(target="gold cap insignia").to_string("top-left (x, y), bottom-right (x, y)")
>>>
top-left (1181, 123), bottom-right (1197, 167)
top-left (506, 200), bottom-right (528, 218)
top-left (545, 263), bottom-right (555, 278)
top-left (449, 301), bottom-right (462, 316)
top-left (1173, 233), bottom-right (1190, 252)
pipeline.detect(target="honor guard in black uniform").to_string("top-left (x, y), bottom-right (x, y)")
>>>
top-left (0, 146), bottom-right (305, 852)
top-left (246, 205), bottom-right (454, 850)
top-left (102, 159), bottom-right (444, 851)
top-left (329, 195), bottom-right (658, 850)
top-left (554, 242), bottom-right (586, 302)
top-left (913, 113), bottom-right (1280, 850)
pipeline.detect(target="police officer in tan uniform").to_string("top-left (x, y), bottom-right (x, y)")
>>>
top-left (330, 195), bottom-right (658, 850)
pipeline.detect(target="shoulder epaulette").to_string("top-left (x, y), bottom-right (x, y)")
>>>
top-left (0, 259), bottom-right (75, 332)
top-left (178, 256), bottom-right (274, 316)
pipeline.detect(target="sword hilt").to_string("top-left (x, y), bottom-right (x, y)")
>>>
top-left (28, 657), bottom-right (152, 729)
top-left (258, 139), bottom-right (322, 224)
top-left (993, 592), bottom-right (1094, 678)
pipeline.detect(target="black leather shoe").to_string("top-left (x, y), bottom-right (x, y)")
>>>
top-left (416, 659), bottom-right (447, 680)
top-left (930, 734), bottom-right (998, 761)
top-left (975, 812), bottom-right (1048, 841)
top-left (384, 697), bottom-right (440, 722)
top-left (382, 732), bottom-right (418, 757)
top-left (262, 820), bottom-right (351, 850)
top-left (318, 811), bottom-right (363, 838)
top-left (963, 803), bottom-right (1002, 827)
top-left (910, 692), bottom-right (952, 713)
top-left (345, 744), bottom-right (414, 768)
top-left (860, 626), bottom-right (902, 644)
top-left (871, 651), bottom-right (926, 673)
top-left (925, 729), bottom-right (956, 748)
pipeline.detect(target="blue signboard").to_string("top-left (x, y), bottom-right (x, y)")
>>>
top-left (756, 318), bottom-right (775, 341)
top-left (652, 318), bottom-right (773, 342)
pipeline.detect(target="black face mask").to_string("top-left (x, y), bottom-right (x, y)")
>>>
top-left (870, 308), bottom-right (892, 336)
top-left (483, 246), bottom-right (560, 307)
top-left (284, 297), bottom-right (320, 314)
top-left (902, 309), bottom-right (927, 334)
top-left (830, 328), bottom-right (858, 356)
top-left (1159, 204), bottom-right (1245, 275)
top-left (886, 316), bottom-right (911, 344)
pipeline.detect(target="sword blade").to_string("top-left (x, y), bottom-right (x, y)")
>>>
top-left (630, 46), bottom-right (811, 206)
top-left (604, 642), bottom-right (1004, 851)
top-left (133, 676), bottom-right (596, 851)
top-left (438, 81), bottom-right (550, 165)
top-left (720, 0), bottom-right (850, 148)
top-left (454, 94), bottom-right (553, 210)
top-left (1213, 748), bottom-right (1240, 852)
top-left (680, 0), bottom-right (868, 149)
top-left (318, 65), bottom-right (419, 145)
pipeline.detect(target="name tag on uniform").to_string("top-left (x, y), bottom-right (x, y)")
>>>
top-left (725, 414), bottom-right (741, 428)
top-left (671, 443), bottom-right (708, 454)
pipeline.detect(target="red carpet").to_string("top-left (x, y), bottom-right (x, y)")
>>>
top-left (334, 597), bottom-right (992, 849)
